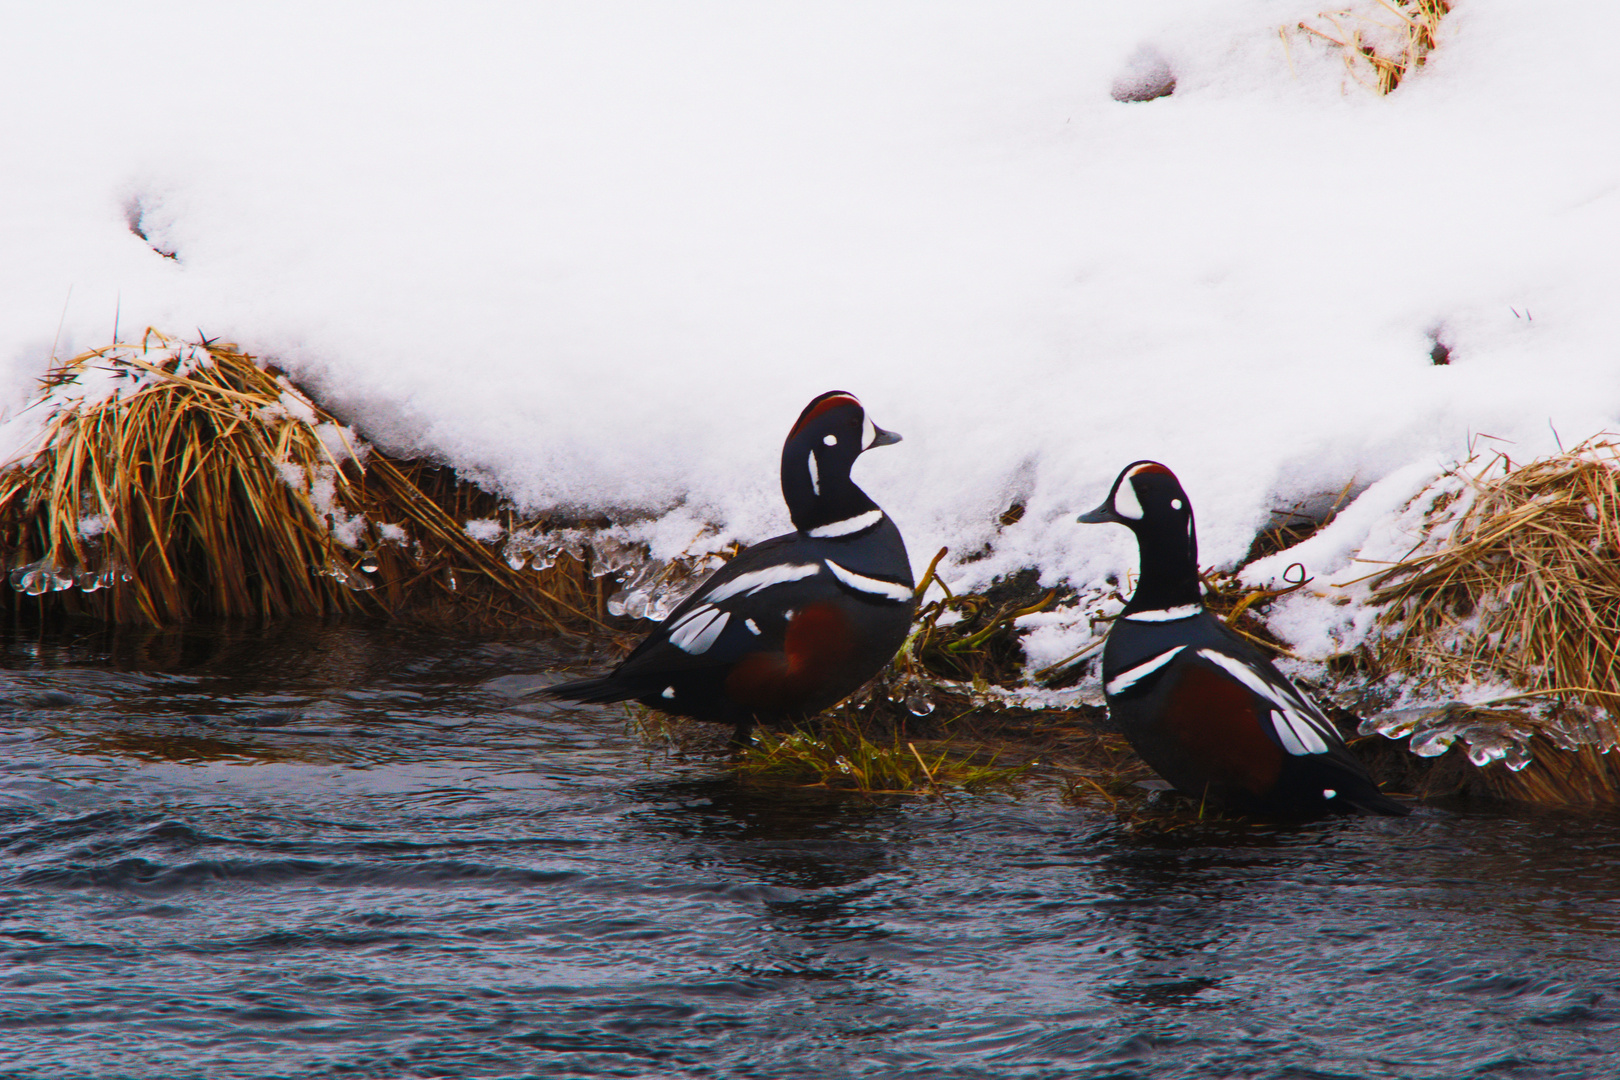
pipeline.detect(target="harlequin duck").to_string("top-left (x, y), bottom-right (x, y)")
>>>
top-left (1079, 461), bottom-right (1408, 818)
top-left (545, 392), bottom-right (915, 741)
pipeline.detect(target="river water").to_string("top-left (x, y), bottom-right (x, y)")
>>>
top-left (2, 621), bottom-right (1618, 1079)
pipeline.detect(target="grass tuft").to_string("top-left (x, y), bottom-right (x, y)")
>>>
top-left (1357, 439), bottom-right (1620, 805)
top-left (1367, 440), bottom-right (1620, 715)
top-left (732, 716), bottom-right (1031, 797)
top-left (0, 332), bottom-right (606, 630)
top-left (1293, 0), bottom-right (1452, 94)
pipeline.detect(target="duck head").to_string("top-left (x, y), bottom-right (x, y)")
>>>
top-left (780, 392), bottom-right (900, 534)
top-left (1079, 460), bottom-right (1201, 615)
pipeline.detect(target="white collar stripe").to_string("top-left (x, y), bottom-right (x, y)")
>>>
top-left (1123, 604), bottom-right (1202, 622)
top-left (705, 563), bottom-right (821, 603)
top-left (1105, 646), bottom-right (1185, 696)
top-left (808, 509), bottom-right (884, 539)
top-left (824, 560), bottom-right (912, 603)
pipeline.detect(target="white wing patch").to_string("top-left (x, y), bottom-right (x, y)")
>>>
top-left (1105, 646), bottom-right (1186, 696)
top-left (1263, 705), bottom-right (1328, 757)
top-left (745, 618), bottom-right (761, 635)
top-left (667, 605), bottom-right (731, 655)
top-left (706, 563), bottom-right (820, 603)
top-left (808, 509), bottom-right (884, 539)
top-left (1198, 649), bottom-right (1337, 756)
top-left (1280, 709), bottom-right (1330, 755)
top-left (1123, 604), bottom-right (1202, 623)
top-left (825, 560), bottom-right (912, 602)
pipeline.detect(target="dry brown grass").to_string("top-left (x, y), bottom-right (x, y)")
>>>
top-left (1294, 0), bottom-right (1451, 94)
top-left (1366, 440), bottom-right (1620, 716)
top-left (0, 332), bottom-right (605, 631)
top-left (1354, 439), bottom-right (1620, 804)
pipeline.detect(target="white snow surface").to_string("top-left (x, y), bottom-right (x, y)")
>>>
top-left (3, 2), bottom-right (1619, 664)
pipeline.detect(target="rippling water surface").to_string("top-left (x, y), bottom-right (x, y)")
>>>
top-left (3, 622), bottom-right (1620, 1079)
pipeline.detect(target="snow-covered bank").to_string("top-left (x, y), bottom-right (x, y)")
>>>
top-left (3, 2), bottom-right (1618, 665)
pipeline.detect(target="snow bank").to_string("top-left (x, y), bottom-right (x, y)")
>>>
top-left (2, 1), bottom-right (1617, 665)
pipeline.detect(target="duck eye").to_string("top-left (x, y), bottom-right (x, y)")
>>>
top-left (824, 435), bottom-right (837, 446)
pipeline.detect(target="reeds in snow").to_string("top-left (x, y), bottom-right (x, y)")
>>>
top-left (1360, 440), bottom-right (1620, 803)
top-left (1368, 441), bottom-right (1620, 717)
top-left (1294, 0), bottom-right (1451, 94)
top-left (0, 332), bottom-right (600, 630)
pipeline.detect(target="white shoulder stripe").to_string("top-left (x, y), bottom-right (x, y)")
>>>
top-left (668, 605), bottom-right (731, 654)
top-left (1123, 604), bottom-right (1202, 623)
top-left (1105, 646), bottom-right (1185, 696)
top-left (1197, 649), bottom-right (1337, 754)
top-left (705, 563), bottom-right (820, 603)
top-left (807, 509), bottom-right (884, 539)
top-left (824, 560), bottom-right (913, 603)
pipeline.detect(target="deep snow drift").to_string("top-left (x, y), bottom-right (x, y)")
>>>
top-left (2, 2), bottom-right (1617, 674)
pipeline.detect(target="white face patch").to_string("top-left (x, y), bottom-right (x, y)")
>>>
top-left (706, 562), bottom-right (820, 603)
top-left (667, 605), bottom-right (731, 655)
top-left (824, 559), bottom-right (913, 603)
top-left (1105, 646), bottom-right (1185, 697)
top-left (823, 434), bottom-right (837, 446)
top-left (808, 451), bottom-right (821, 496)
top-left (1323, 789), bottom-right (1337, 799)
top-left (861, 414), bottom-right (877, 450)
top-left (1171, 498), bottom-right (1184, 511)
top-left (661, 686), bottom-right (676, 700)
top-left (1114, 478), bottom-right (1144, 520)
top-left (1122, 603), bottom-right (1201, 622)
top-left (807, 508), bottom-right (884, 539)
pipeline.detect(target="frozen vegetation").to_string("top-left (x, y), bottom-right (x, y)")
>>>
top-left (2, 2), bottom-right (1617, 687)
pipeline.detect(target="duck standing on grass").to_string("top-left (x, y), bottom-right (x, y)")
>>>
top-left (1078, 460), bottom-right (1409, 819)
top-left (545, 392), bottom-right (915, 743)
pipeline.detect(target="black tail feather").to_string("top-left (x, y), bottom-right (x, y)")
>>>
top-left (1347, 786), bottom-right (1412, 817)
top-left (542, 676), bottom-right (641, 705)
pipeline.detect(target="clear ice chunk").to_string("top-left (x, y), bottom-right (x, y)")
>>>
top-left (1409, 727), bottom-right (1457, 757)
top-left (21, 565), bottom-right (53, 596)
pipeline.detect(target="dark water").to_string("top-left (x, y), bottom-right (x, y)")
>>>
top-left (3, 623), bottom-right (1620, 1079)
